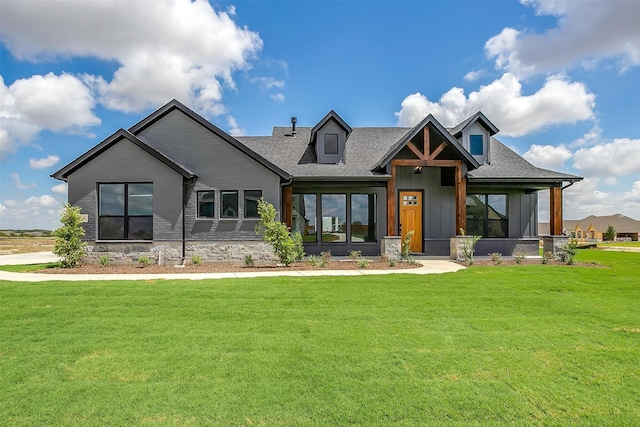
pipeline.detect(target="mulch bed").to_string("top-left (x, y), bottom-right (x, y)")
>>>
top-left (38, 259), bottom-right (422, 274)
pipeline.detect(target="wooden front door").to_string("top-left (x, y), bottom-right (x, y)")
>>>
top-left (399, 191), bottom-right (423, 253)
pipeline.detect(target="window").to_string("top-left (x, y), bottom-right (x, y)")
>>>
top-left (469, 134), bottom-right (483, 155)
top-left (324, 134), bottom-right (339, 154)
top-left (220, 191), bottom-right (238, 218)
top-left (99, 183), bottom-right (153, 240)
top-left (351, 194), bottom-right (376, 243)
top-left (321, 194), bottom-right (346, 242)
top-left (244, 190), bottom-right (262, 218)
top-left (466, 194), bottom-right (507, 237)
top-left (197, 191), bottom-right (214, 218)
top-left (292, 194), bottom-right (317, 243)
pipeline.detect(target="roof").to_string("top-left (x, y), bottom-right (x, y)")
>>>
top-left (564, 214), bottom-right (640, 232)
top-left (374, 114), bottom-right (481, 170)
top-left (52, 129), bottom-right (196, 181)
top-left (129, 99), bottom-right (291, 180)
top-left (449, 111), bottom-right (499, 137)
top-left (309, 110), bottom-right (353, 144)
top-left (466, 138), bottom-right (582, 187)
top-left (238, 126), bottom-right (411, 180)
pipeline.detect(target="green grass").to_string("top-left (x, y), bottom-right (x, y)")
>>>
top-left (0, 262), bottom-right (58, 272)
top-left (598, 241), bottom-right (640, 248)
top-left (1, 250), bottom-right (639, 426)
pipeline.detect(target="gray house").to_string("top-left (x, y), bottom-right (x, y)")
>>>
top-left (53, 99), bottom-right (582, 263)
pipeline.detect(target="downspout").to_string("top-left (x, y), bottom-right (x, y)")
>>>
top-left (182, 179), bottom-right (187, 265)
top-left (280, 176), bottom-right (293, 222)
top-left (562, 181), bottom-right (576, 191)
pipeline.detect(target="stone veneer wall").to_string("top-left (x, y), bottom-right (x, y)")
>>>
top-left (84, 241), bottom-right (277, 265)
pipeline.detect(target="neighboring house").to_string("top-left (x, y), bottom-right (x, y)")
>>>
top-left (545, 214), bottom-right (640, 242)
top-left (53, 100), bottom-right (582, 263)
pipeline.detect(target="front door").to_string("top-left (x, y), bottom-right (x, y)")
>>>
top-left (399, 191), bottom-right (423, 253)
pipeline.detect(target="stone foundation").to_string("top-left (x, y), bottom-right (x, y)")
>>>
top-left (84, 241), bottom-right (276, 265)
top-left (381, 236), bottom-right (402, 260)
top-left (542, 235), bottom-right (569, 257)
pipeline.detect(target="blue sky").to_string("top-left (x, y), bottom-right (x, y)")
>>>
top-left (1, 0), bottom-right (639, 230)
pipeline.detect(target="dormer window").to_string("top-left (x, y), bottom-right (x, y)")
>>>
top-left (325, 134), bottom-right (339, 154)
top-left (469, 134), bottom-right (483, 155)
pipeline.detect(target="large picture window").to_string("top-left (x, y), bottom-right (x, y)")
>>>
top-left (292, 194), bottom-right (317, 243)
top-left (351, 194), bottom-right (376, 243)
top-left (197, 191), bottom-right (214, 218)
top-left (466, 194), bottom-right (508, 237)
top-left (221, 191), bottom-right (238, 218)
top-left (99, 183), bottom-right (153, 240)
top-left (321, 194), bottom-right (346, 242)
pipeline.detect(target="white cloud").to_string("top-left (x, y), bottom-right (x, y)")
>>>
top-left (573, 138), bottom-right (640, 176)
top-left (0, 73), bottom-right (100, 158)
top-left (52, 183), bottom-right (68, 194)
top-left (29, 155), bottom-right (60, 169)
top-left (523, 144), bottom-right (572, 170)
top-left (463, 69), bottom-right (486, 82)
top-left (621, 181), bottom-right (640, 205)
top-left (10, 173), bottom-right (36, 189)
top-left (270, 93), bottom-right (285, 102)
top-left (486, 0), bottom-right (640, 78)
top-left (226, 115), bottom-right (244, 136)
top-left (1, 0), bottom-right (263, 115)
top-left (396, 73), bottom-right (595, 136)
top-left (0, 195), bottom-right (63, 230)
top-left (251, 77), bottom-right (285, 90)
top-left (560, 178), bottom-right (640, 221)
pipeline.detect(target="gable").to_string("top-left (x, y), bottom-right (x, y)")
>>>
top-left (309, 110), bottom-right (353, 164)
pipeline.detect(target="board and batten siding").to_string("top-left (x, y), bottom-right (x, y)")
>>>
top-left (136, 109), bottom-right (283, 241)
top-left (66, 138), bottom-right (185, 241)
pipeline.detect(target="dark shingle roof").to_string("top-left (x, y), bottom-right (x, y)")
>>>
top-left (238, 127), bottom-right (412, 180)
top-left (467, 138), bottom-right (582, 185)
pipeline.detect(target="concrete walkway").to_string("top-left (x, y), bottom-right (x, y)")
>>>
top-left (0, 251), bottom-right (464, 282)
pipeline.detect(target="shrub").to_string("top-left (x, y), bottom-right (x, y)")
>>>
top-left (541, 251), bottom-right (555, 265)
top-left (53, 203), bottom-right (87, 268)
top-left (192, 255), bottom-right (203, 266)
top-left (308, 255), bottom-right (323, 267)
top-left (514, 252), bottom-right (526, 264)
top-left (255, 199), bottom-right (305, 266)
top-left (388, 257), bottom-right (397, 267)
top-left (357, 257), bottom-right (370, 268)
top-left (320, 251), bottom-right (332, 265)
top-left (459, 228), bottom-right (481, 266)
top-left (406, 255), bottom-right (417, 265)
top-left (244, 254), bottom-right (254, 267)
top-left (138, 256), bottom-right (151, 267)
top-left (560, 239), bottom-right (578, 265)
top-left (99, 255), bottom-right (110, 267)
top-left (349, 250), bottom-right (362, 260)
top-left (604, 224), bottom-right (616, 242)
top-left (402, 231), bottom-right (415, 260)
top-left (489, 252), bottom-right (502, 265)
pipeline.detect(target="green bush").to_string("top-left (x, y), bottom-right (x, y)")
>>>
top-left (459, 228), bottom-right (481, 266)
top-left (308, 255), bottom-right (323, 267)
top-left (541, 250), bottom-right (555, 264)
top-left (244, 254), bottom-right (254, 267)
top-left (402, 231), bottom-right (415, 260)
top-left (489, 252), bottom-right (502, 265)
top-left (53, 203), bottom-right (87, 268)
top-left (192, 255), bottom-right (203, 266)
top-left (138, 256), bottom-right (151, 267)
top-left (514, 252), bottom-right (526, 264)
top-left (99, 255), bottom-right (110, 267)
top-left (256, 199), bottom-right (305, 266)
top-left (560, 240), bottom-right (578, 265)
top-left (357, 257), bottom-right (370, 268)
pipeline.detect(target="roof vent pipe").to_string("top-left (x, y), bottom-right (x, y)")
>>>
top-left (291, 116), bottom-right (297, 136)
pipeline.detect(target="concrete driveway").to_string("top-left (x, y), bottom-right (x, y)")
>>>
top-left (0, 251), bottom-right (60, 266)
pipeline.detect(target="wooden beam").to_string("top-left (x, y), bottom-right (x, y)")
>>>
top-left (282, 184), bottom-right (293, 228)
top-left (387, 163), bottom-right (396, 236)
top-left (405, 141), bottom-right (424, 160)
top-left (391, 159), bottom-right (459, 168)
top-left (455, 164), bottom-right (466, 232)
top-left (427, 141), bottom-right (447, 161)
top-left (423, 126), bottom-right (430, 158)
top-left (549, 186), bottom-right (563, 235)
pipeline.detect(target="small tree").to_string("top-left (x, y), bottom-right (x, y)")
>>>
top-left (604, 224), bottom-right (616, 242)
top-left (459, 228), bottom-right (481, 266)
top-left (255, 199), bottom-right (304, 266)
top-left (53, 203), bottom-right (87, 268)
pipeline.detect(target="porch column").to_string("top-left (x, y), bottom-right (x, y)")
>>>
top-left (455, 163), bottom-right (466, 233)
top-left (549, 186), bottom-right (563, 235)
top-left (387, 163), bottom-right (396, 236)
top-left (282, 184), bottom-right (293, 229)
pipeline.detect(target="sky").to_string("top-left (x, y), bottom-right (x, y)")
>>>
top-left (1, 0), bottom-right (639, 230)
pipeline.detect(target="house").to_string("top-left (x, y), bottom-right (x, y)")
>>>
top-left (542, 214), bottom-right (640, 242)
top-left (53, 100), bottom-right (582, 264)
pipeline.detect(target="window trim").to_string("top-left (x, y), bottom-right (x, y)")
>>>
top-left (244, 190), bottom-right (262, 219)
top-left (324, 133), bottom-right (339, 155)
top-left (98, 182), bottom-right (153, 241)
top-left (196, 190), bottom-right (215, 220)
top-left (220, 190), bottom-right (239, 219)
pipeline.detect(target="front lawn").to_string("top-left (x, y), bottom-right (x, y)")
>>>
top-left (1, 250), bottom-right (638, 426)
